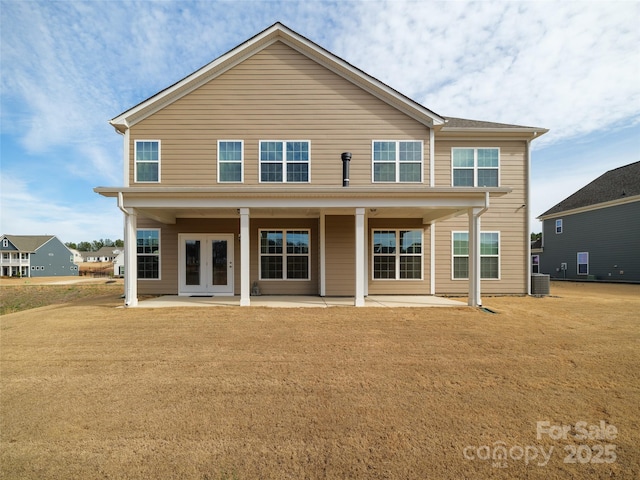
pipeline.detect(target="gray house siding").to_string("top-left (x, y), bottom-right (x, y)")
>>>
top-left (30, 238), bottom-right (79, 277)
top-left (539, 201), bottom-right (640, 281)
top-left (0, 236), bottom-right (79, 277)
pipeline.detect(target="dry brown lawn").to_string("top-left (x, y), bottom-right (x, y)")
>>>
top-left (1, 282), bottom-right (639, 479)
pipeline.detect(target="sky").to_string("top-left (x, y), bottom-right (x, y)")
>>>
top-left (1, 0), bottom-right (639, 244)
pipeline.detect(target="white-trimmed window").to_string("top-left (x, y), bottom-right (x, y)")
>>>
top-left (259, 230), bottom-right (310, 280)
top-left (137, 229), bottom-right (160, 279)
top-left (372, 229), bottom-right (423, 280)
top-left (260, 141), bottom-right (310, 183)
top-left (532, 254), bottom-right (540, 273)
top-left (135, 140), bottom-right (160, 182)
top-left (555, 219), bottom-right (563, 234)
top-left (452, 148), bottom-right (499, 187)
top-left (372, 141), bottom-right (423, 183)
top-left (2, 239), bottom-right (7, 247)
top-left (577, 252), bottom-right (589, 275)
top-left (452, 231), bottom-right (500, 279)
top-left (218, 140), bottom-right (243, 183)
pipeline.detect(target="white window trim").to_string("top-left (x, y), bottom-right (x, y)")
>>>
top-left (532, 254), bottom-right (540, 274)
top-left (134, 140), bottom-right (161, 183)
top-left (555, 219), bottom-right (563, 234)
top-left (371, 140), bottom-right (424, 183)
top-left (258, 229), bottom-right (311, 281)
top-left (217, 140), bottom-right (244, 183)
top-left (451, 147), bottom-right (500, 187)
top-left (136, 228), bottom-right (161, 281)
top-left (451, 231), bottom-right (501, 281)
top-left (577, 252), bottom-right (589, 275)
top-left (2, 239), bottom-right (7, 247)
top-left (259, 140), bottom-right (311, 183)
top-left (371, 229), bottom-right (424, 281)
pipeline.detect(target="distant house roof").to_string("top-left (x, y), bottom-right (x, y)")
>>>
top-left (1, 235), bottom-right (55, 252)
top-left (539, 161), bottom-right (640, 218)
top-left (531, 238), bottom-right (542, 250)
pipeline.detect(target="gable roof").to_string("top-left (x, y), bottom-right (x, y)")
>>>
top-left (1, 235), bottom-right (55, 252)
top-left (538, 161), bottom-right (640, 218)
top-left (443, 116), bottom-right (547, 135)
top-left (111, 22), bottom-right (446, 132)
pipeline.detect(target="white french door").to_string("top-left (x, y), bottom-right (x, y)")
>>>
top-left (179, 234), bottom-right (234, 296)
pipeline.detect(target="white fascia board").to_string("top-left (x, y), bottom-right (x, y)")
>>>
top-left (122, 196), bottom-right (490, 210)
top-left (537, 194), bottom-right (640, 220)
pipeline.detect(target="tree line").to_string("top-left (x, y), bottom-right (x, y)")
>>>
top-left (65, 239), bottom-right (124, 252)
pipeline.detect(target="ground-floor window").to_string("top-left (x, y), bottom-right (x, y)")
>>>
top-left (137, 229), bottom-right (160, 279)
top-left (372, 229), bottom-right (423, 280)
top-left (532, 254), bottom-right (540, 273)
top-left (452, 231), bottom-right (500, 279)
top-left (259, 230), bottom-right (310, 280)
top-left (577, 252), bottom-right (589, 275)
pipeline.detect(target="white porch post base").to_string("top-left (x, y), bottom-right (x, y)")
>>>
top-left (124, 208), bottom-right (138, 307)
top-left (355, 207), bottom-right (365, 307)
top-left (239, 208), bottom-right (250, 306)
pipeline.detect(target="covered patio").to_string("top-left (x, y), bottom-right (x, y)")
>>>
top-left (133, 294), bottom-right (467, 308)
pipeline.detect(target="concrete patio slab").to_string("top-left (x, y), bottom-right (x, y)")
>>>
top-left (133, 295), bottom-right (466, 308)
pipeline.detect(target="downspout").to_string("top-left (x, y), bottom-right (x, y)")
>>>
top-left (469, 191), bottom-right (490, 307)
top-left (526, 138), bottom-right (532, 295)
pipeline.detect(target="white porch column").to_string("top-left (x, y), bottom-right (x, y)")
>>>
top-left (468, 208), bottom-right (482, 307)
top-left (355, 207), bottom-right (365, 306)
top-left (239, 208), bottom-right (250, 306)
top-left (124, 208), bottom-right (138, 307)
top-left (430, 223), bottom-right (436, 295)
top-left (319, 211), bottom-right (326, 296)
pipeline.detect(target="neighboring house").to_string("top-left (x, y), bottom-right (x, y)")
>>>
top-left (113, 251), bottom-right (125, 277)
top-left (0, 235), bottom-right (79, 277)
top-left (82, 247), bottom-right (123, 263)
top-left (95, 23), bottom-right (547, 307)
top-left (69, 248), bottom-right (84, 263)
top-left (537, 161), bottom-right (640, 282)
top-left (531, 238), bottom-right (543, 274)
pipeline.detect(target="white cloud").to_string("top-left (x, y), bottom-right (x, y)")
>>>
top-left (0, 174), bottom-right (122, 243)
top-left (333, 1), bottom-right (640, 147)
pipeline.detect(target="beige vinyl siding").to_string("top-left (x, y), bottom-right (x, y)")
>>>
top-left (136, 217), bottom-right (318, 296)
top-left (128, 41), bottom-right (430, 187)
top-left (136, 217), bottom-right (240, 295)
top-left (367, 218), bottom-right (431, 295)
top-left (325, 215), bottom-right (355, 296)
top-left (433, 139), bottom-right (528, 294)
top-left (250, 218), bottom-right (318, 295)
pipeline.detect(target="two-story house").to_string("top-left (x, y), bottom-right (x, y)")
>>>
top-left (0, 235), bottom-right (79, 277)
top-left (536, 161), bottom-right (640, 281)
top-left (95, 23), bottom-right (547, 307)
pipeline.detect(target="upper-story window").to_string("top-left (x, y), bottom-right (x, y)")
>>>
top-left (218, 140), bottom-right (243, 183)
top-left (135, 140), bottom-right (160, 182)
top-left (372, 141), bottom-right (422, 183)
top-left (555, 219), bottom-right (563, 234)
top-left (260, 141), bottom-right (310, 183)
top-left (2, 239), bottom-right (7, 247)
top-left (452, 148), bottom-right (499, 187)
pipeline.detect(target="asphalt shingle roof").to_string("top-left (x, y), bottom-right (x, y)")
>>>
top-left (539, 161), bottom-right (640, 217)
top-left (2, 235), bottom-right (55, 252)
top-left (443, 116), bottom-right (539, 129)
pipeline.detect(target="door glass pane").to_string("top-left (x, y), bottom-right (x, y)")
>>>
top-left (186, 240), bottom-right (200, 285)
top-left (212, 240), bottom-right (228, 286)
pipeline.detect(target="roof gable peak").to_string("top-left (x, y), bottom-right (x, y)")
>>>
top-left (110, 23), bottom-right (444, 132)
